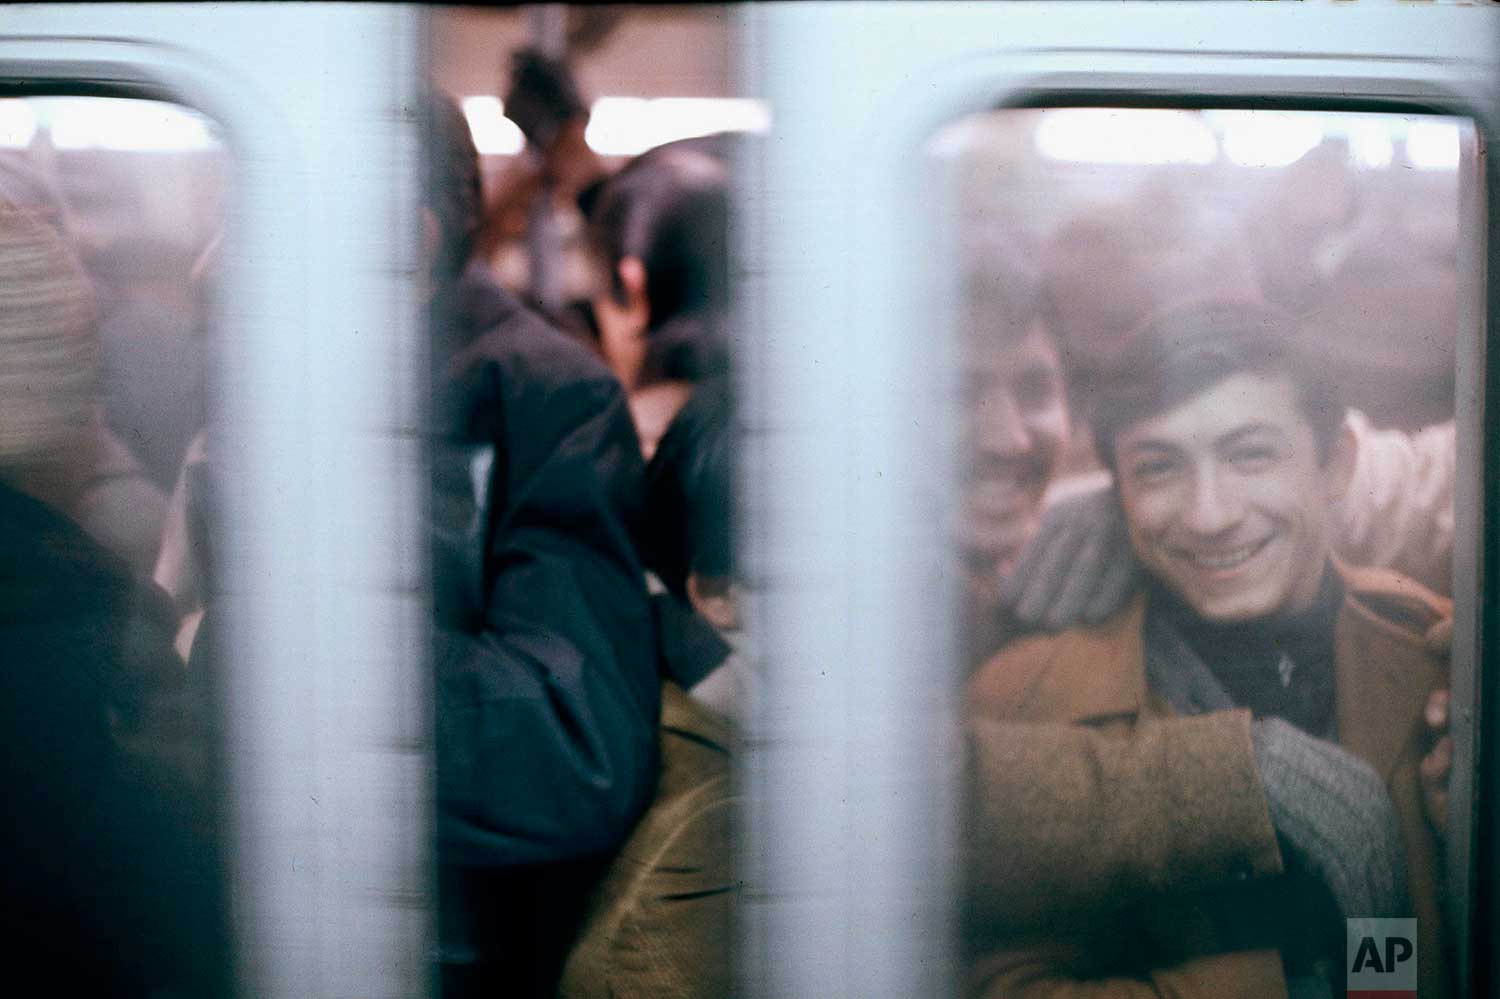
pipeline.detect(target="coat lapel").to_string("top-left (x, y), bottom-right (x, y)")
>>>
top-left (1021, 596), bottom-right (1151, 725)
top-left (1017, 575), bottom-right (1442, 773)
top-left (1333, 593), bottom-right (1441, 780)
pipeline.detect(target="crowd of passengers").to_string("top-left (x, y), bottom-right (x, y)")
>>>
top-left (0, 50), bottom-right (1462, 999)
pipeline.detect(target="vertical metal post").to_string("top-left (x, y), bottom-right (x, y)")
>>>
top-left (525, 4), bottom-right (568, 315)
top-left (1445, 118), bottom-right (1483, 999)
top-left (204, 7), bottom-right (434, 997)
top-left (737, 6), bottom-right (959, 998)
top-left (1458, 107), bottom-right (1498, 999)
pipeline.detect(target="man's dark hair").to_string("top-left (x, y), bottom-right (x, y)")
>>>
top-left (419, 89), bottom-right (483, 281)
top-left (642, 378), bottom-right (734, 597)
top-left (504, 49), bottom-right (589, 150)
top-left (1090, 301), bottom-right (1345, 471)
top-left (586, 149), bottom-right (728, 329)
top-left (585, 147), bottom-right (730, 385)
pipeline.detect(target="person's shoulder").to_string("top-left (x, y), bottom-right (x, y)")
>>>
top-left (966, 597), bottom-right (1145, 721)
top-left (1339, 562), bottom-right (1452, 639)
top-left (443, 288), bottom-right (630, 455)
top-left (0, 480), bottom-right (134, 609)
top-left (470, 322), bottom-right (609, 385)
top-left (967, 631), bottom-right (1069, 718)
top-left (452, 282), bottom-right (616, 398)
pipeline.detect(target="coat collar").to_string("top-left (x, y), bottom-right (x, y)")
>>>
top-left (1020, 595), bottom-right (1151, 725)
top-left (1334, 583), bottom-right (1445, 779)
top-left (1028, 565), bottom-right (1444, 779)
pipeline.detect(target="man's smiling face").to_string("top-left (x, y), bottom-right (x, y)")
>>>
top-left (960, 321), bottom-right (1070, 582)
top-left (1113, 372), bottom-right (1351, 623)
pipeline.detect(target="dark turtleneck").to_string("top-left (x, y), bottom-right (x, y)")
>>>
top-left (1147, 564), bottom-right (1344, 740)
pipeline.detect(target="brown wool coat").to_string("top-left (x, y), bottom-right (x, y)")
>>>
top-left (965, 565), bottom-right (1451, 999)
top-left (557, 683), bottom-right (737, 999)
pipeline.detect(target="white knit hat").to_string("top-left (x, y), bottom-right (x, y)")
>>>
top-left (0, 203), bottom-right (97, 462)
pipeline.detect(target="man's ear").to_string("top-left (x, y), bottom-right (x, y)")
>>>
top-left (1324, 420), bottom-right (1358, 503)
top-left (592, 255), bottom-right (652, 389)
top-left (688, 573), bottom-right (740, 632)
top-left (615, 256), bottom-right (648, 313)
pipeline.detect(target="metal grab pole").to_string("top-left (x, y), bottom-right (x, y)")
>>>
top-left (525, 4), bottom-right (568, 315)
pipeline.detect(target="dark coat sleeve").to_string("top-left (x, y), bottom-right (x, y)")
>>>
top-left (433, 315), bottom-right (660, 867)
top-left (0, 484), bottom-right (220, 993)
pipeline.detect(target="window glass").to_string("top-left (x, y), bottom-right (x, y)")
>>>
top-left (943, 108), bottom-right (1469, 999)
top-left (0, 93), bottom-right (229, 994)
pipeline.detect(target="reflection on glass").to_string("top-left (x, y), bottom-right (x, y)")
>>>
top-left (945, 109), bottom-right (1466, 999)
top-left (0, 96), bottom-right (227, 994)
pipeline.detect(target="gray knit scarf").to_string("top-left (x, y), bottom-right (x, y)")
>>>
top-left (1143, 604), bottom-right (1410, 997)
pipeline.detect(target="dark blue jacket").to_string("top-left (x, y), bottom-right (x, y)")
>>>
top-left (430, 264), bottom-right (660, 867)
top-left (0, 480), bottom-right (221, 995)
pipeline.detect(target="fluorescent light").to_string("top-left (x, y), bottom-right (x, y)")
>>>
top-left (1219, 111), bottom-right (1324, 168)
top-left (0, 101), bottom-right (37, 149)
top-left (584, 96), bottom-right (653, 157)
top-left (1346, 119), bottom-right (1395, 170)
top-left (462, 95), bottom-right (770, 158)
top-left (1406, 120), bottom-right (1460, 170)
top-left (461, 96), bottom-right (525, 156)
top-left (645, 97), bottom-right (770, 140)
top-left (36, 97), bottom-right (216, 152)
top-left (585, 97), bottom-right (771, 157)
top-left (1034, 109), bottom-right (1217, 166)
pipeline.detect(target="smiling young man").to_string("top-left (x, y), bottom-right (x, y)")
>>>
top-left (966, 303), bottom-right (1452, 999)
top-left (956, 254), bottom-right (1075, 669)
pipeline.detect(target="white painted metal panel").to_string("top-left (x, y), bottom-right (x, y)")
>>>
top-left (0, 6), bottom-right (432, 998)
top-left (738, 4), bottom-right (1498, 997)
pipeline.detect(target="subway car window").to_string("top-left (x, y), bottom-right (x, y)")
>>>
top-left (12, 6), bottom-right (1500, 999)
top-left (946, 108), bottom-right (1471, 999)
top-left (426, 12), bottom-right (742, 997)
top-left (0, 93), bottom-right (229, 993)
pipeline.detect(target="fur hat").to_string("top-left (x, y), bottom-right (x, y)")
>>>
top-left (0, 203), bottom-right (98, 462)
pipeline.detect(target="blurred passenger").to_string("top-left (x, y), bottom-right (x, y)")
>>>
top-left (0, 150), bottom-right (171, 574)
top-left (153, 427), bottom-right (211, 659)
top-left (991, 197), bottom-right (1457, 635)
top-left (1244, 141), bottom-right (1360, 317)
top-left (70, 412), bottom-right (169, 576)
top-left (641, 377), bottom-right (751, 714)
top-left (583, 145), bottom-right (730, 458)
top-left (0, 149), bottom-right (73, 237)
top-left (1037, 189), bottom-right (1261, 444)
top-left (967, 303), bottom-right (1452, 999)
top-left (560, 377), bottom-right (742, 999)
top-left (476, 49), bottom-right (606, 307)
top-left (960, 196), bottom-right (1268, 641)
top-left (956, 246), bottom-right (1072, 664)
top-left (0, 204), bottom-right (220, 996)
top-left (1246, 143), bottom-right (1456, 429)
top-left (152, 230), bottom-right (221, 658)
top-left (477, 49), bottom-right (603, 253)
top-left (90, 235), bottom-right (207, 490)
top-left (1303, 240), bottom-right (1456, 432)
top-left (416, 89), bottom-right (661, 999)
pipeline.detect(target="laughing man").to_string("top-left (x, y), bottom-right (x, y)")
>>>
top-left (967, 302), bottom-right (1451, 999)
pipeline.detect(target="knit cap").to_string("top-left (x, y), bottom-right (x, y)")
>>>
top-left (0, 202), bottom-right (97, 462)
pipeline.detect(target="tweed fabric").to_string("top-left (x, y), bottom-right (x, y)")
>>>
top-left (965, 710), bottom-right (1280, 929)
top-left (964, 564), bottom-right (1450, 999)
top-left (0, 204), bottom-right (96, 461)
